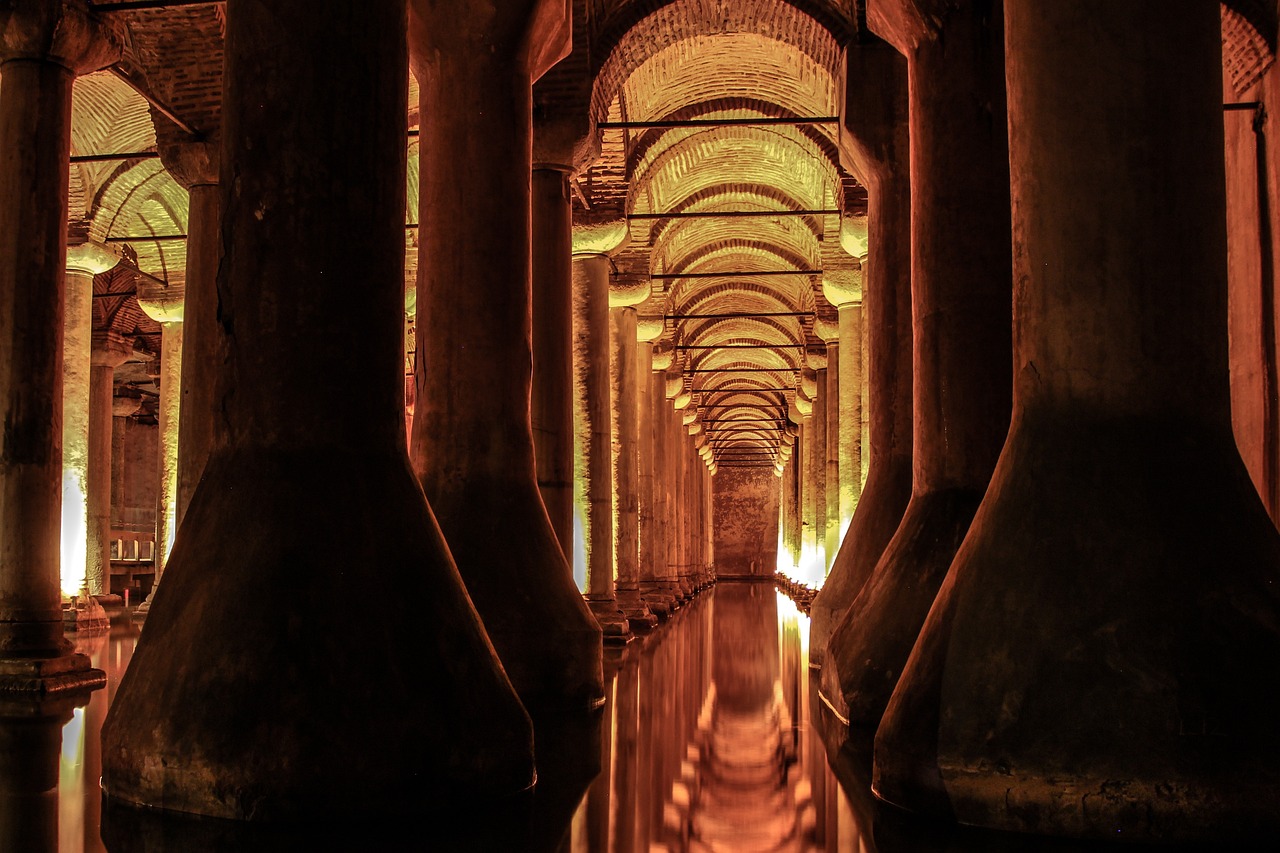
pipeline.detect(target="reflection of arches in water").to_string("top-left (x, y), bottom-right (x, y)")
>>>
top-left (689, 582), bottom-right (818, 850)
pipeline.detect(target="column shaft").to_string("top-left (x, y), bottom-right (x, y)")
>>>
top-left (823, 353), bottom-right (840, 569)
top-left (410, 2), bottom-right (603, 711)
top-left (102, 0), bottom-right (533, 818)
top-left (838, 303), bottom-right (863, 523)
top-left (612, 306), bottom-right (655, 628)
top-left (61, 267), bottom-right (94, 596)
top-left (176, 182), bottom-right (221, 524)
top-left (0, 42), bottom-right (105, 691)
top-left (85, 364), bottom-right (115, 596)
top-left (153, 320), bottom-right (182, 578)
top-left (818, 0), bottom-right (1011, 715)
top-left (810, 38), bottom-right (912, 670)
top-left (637, 343), bottom-right (670, 617)
top-left (876, 1), bottom-right (1280, 838)
top-left (532, 167), bottom-right (575, 560)
top-left (574, 254), bottom-right (629, 640)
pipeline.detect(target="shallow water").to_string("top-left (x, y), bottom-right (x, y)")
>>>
top-left (4, 581), bottom-right (1271, 851)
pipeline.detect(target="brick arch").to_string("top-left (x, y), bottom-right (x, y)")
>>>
top-left (70, 72), bottom-right (158, 223)
top-left (91, 160), bottom-right (189, 286)
top-left (626, 97), bottom-right (841, 178)
top-left (592, 0), bottom-right (845, 121)
top-left (629, 128), bottom-right (838, 219)
top-left (1222, 1), bottom-right (1277, 93)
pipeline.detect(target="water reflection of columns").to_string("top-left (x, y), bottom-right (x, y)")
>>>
top-left (0, 702), bottom-right (73, 853)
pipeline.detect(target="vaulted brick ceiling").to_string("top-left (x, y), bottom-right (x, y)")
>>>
top-left (68, 0), bottom-right (1276, 468)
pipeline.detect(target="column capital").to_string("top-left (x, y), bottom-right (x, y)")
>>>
top-left (112, 394), bottom-right (141, 419)
top-left (822, 269), bottom-right (863, 310)
top-left (571, 220), bottom-right (628, 256)
top-left (137, 281), bottom-right (186, 325)
top-left (608, 277), bottom-right (650, 309)
top-left (636, 315), bottom-right (665, 344)
top-left (65, 240), bottom-right (120, 277)
top-left (652, 345), bottom-right (675, 371)
top-left (158, 139), bottom-right (220, 189)
top-left (0, 0), bottom-right (123, 72)
top-left (90, 330), bottom-right (133, 368)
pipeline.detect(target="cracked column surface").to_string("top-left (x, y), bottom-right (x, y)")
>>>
top-left (612, 302), bottom-right (657, 630)
top-left (409, 0), bottom-right (603, 714)
top-left (810, 38), bottom-right (913, 678)
top-left (814, 1), bottom-right (1012, 719)
top-left (0, 1), bottom-right (116, 694)
top-left (102, 0), bottom-right (533, 820)
top-left (575, 253), bottom-right (631, 642)
top-left (874, 1), bottom-right (1280, 840)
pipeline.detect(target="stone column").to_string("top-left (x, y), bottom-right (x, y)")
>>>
top-left (103, 0), bottom-right (533, 819)
top-left (818, 0), bottom-right (1013, 711)
top-left (875, 2), bottom-right (1280, 839)
top-left (659, 364), bottom-right (686, 603)
top-left (0, 3), bottom-right (116, 694)
top-left (612, 304), bottom-right (656, 630)
top-left (637, 328), bottom-right (673, 618)
top-left (649, 348), bottom-right (679, 609)
top-left (574, 253), bottom-right (630, 641)
top-left (86, 333), bottom-right (132, 597)
top-left (670, 398), bottom-right (694, 596)
top-left (817, 323), bottom-right (841, 571)
top-left (532, 165), bottom-right (575, 560)
top-left (134, 284), bottom-right (183, 612)
top-left (409, 0), bottom-right (603, 714)
top-left (810, 38), bottom-right (913, 668)
top-left (63, 243), bottom-right (120, 598)
top-left (159, 142), bottom-right (222, 527)
top-left (811, 366), bottom-right (829, 576)
top-left (833, 295), bottom-right (863, 527)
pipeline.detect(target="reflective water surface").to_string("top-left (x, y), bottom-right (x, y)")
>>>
top-left (2, 582), bottom-right (1270, 851)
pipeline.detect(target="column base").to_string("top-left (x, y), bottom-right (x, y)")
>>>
top-left (809, 460), bottom-right (913, 672)
top-left (102, 447), bottom-right (536, 821)
top-left (62, 595), bottom-right (110, 635)
top-left (587, 597), bottom-right (633, 645)
top-left (821, 488), bottom-right (982, 738)
top-left (616, 587), bottom-right (658, 631)
top-left (874, 414), bottom-right (1280, 842)
top-left (0, 652), bottom-right (106, 696)
top-left (640, 581), bottom-right (675, 620)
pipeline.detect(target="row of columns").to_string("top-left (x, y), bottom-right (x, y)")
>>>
top-left (570, 252), bottom-right (715, 645)
top-left (802, 0), bottom-right (1280, 842)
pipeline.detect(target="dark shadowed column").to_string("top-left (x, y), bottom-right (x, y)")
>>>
top-left (875, 1), bottom-right (1280, 840)
top-left (816, 0), bottom-right (1012, 725)
top-left (811, 38), bottom-right (914, 681)
top-left (532, 165), bottom-right (575, 559)
top-left (102, 0), bottom-right (533, 819)
top-left (409, 0), bottom-right (604, 713)
top-left (160, 142), bottom-right (223, 528)
top-left (0, 1), bottom-right (117, 694)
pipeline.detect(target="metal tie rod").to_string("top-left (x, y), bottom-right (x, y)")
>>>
top-left (629, 209), bottom-right (838, 221)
